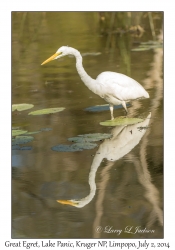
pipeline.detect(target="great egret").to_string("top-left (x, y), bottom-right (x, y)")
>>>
top-left (41, 46), bottom-right (149, 120)
top-left (57, 113), bottom-right (151, 208)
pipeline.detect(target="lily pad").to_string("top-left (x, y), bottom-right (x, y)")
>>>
top-left (132, 41), bottom-right (163, 51)
top-left (12, 103), bottom-right (34, 111)
top-left (84, 103), bottom-right (130, 112)
top-left (132, 47), bottom-right (152, 51)
top-left (12, 136), bottom-right (34, 145)
top-left (51, 142), bottom-right (97, 152)
top-left (75, 142), bottom-right (97, 150)
top-left (82, 52), bottom-right (101, 56)
top-left (12, 130), bottom-right (28, 137)
top-left (100, 116), bottom-right (144, 126)
top-left (24, 128), bottom-right (52, 135)
top-left (28, 107), bottom-right (65, 115)
top-left (12, 145), bottom-right (20, 150)
top-left (68, 133), bottom-right (112, 143)
top-left (24, 131), bottom-right (41, 135)
top-left (40, 128), bottom-right (52, 131)
top-left (12, 145), bottom-right (33, 150)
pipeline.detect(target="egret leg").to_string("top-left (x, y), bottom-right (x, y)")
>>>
top-left (122, 101), bottom-right (128, 116)
top-left (109, 104), bottom-right (114, 120)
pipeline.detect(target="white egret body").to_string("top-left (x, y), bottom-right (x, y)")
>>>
top-left (41, 46), bottom-right (149, 119)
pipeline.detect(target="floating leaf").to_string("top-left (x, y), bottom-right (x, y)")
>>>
top-left (52, 133), bottom-right (111, 152)
top-left (12, 103), bottom-right (34, 111)
top-left (20, 146), bottom-right (33, 150)
top-left (12, 145), bottom-right (20, 150)
top-left (132, 47), bottom-right (151, 51)
top-left (52, 144), bottom-right (80, 152)
top-left (12, 127), bottom-right (20, 130)
top-left (51, 142), bottom-right (97, 152)
top-left (84, 103), bottom-right (130, 112)
top-left (68, 133), bottom-right (112, 143)
top-left (100, 116), bottom-right (144, 126)
top-left (24, 128), bottom-right (52, 135)
top-left (28, 107), bottom-right (65, 115)
top-left (75, 142), bottom-right (97, 150)
top-left (82, 52), bottom-right (101, 56)
top-left (12, 130), bottom-right (28, 137)
top-left (132, 40), bottom-right (163, 51)
top-left (24, 131), bottom-right (41, 135)
top-left (40, 128), bottom-right (52, 131)
top-left (12, 145), bottom-right (32, 150)
top-left (12, 136), bottom-right (34, 145)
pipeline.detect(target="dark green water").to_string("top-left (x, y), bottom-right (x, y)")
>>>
top-left (12, 12), bottom-right (163, 238)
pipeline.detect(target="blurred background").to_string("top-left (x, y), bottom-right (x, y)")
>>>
top-left (12, 12), bottom-right (163, 238)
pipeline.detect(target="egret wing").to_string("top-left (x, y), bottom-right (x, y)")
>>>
top-left (96, 72), bottom-right (148, 101)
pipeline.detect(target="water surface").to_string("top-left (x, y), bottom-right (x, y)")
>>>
top-left (12, 12), bottom-right (163, 239)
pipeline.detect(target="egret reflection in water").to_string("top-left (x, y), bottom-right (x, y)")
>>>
top-left (57, 113), bottom-right (158, 209)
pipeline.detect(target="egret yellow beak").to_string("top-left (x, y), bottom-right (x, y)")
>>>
top-left (57, 199), bottom-right (77, 206)
top-left (41, 52), bottom-right (62, 65)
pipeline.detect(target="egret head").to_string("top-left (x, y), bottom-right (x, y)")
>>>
top-left (41, 46), bottom-right (75, 65)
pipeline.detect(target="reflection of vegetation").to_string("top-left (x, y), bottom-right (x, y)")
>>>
top-left (99, 12), bottom-right (162, 39)
top-left (117, 34), bottom-right (131, 76)
top-left (99, 12), bottom-right (162, 76)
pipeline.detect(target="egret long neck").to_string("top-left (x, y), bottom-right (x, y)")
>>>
top-left (73, 50), bottom-right (97, 93)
